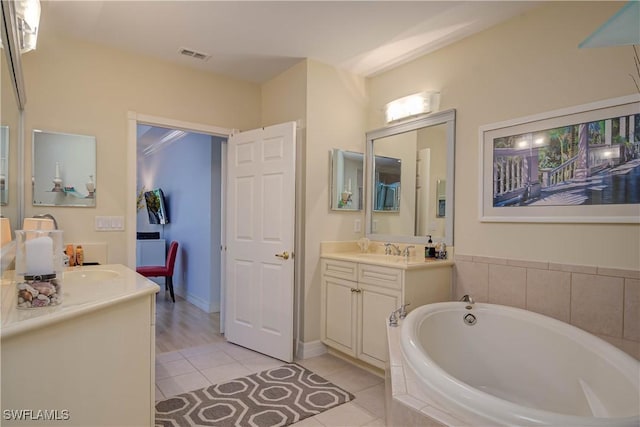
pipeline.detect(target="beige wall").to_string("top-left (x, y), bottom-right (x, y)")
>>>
top-left (367, 1), bottom-right (640, 270)
top-left (21, 24), bottom-right (261, 264)
top-left (303, 60), bottom-right (367, 341)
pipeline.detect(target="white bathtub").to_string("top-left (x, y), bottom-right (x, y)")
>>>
top-left (400, 302), bottom-right (640, 426)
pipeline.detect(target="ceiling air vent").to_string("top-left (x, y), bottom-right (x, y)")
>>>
top-left (178, 47), bottom-right (211, 61)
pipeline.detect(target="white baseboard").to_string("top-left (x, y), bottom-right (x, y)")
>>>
top-left (186, 292), bottom-right (210, 312)
top-left (296, 340), bottom-right (327, 360)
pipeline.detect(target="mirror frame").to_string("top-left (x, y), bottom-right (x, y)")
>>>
top-left (365, 109), bottom-right (456, 246)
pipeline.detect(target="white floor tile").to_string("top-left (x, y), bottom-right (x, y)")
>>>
top-left (221, 342), bottom-right (266, 361)
top-left (354, 383), bottom-right (386, 419)
top-left (154, 384), bottom-right (165, 402)
top-left (200, 362), bottom-right (252, 385)
top-left (323, 365), bottom-right (383, 394)
top-left (156, 350), bottom-right (184, 364)
top-left (290, 415), bottom-right (326, 426)
top-left (185, 349), bottom-right (236, 371)
top-left (156, 371), bottom-right (211, 398)
top-left (178, 342), bottom-right (227, 358)
top-left (155, 358), bottom-right (197, 380)
top-left (296, 354), bottom-right (352, 377)
top-left (362, 418), bottom-right (386, 427)
top-left (241, 354), bottom-right (285, 374)
top-left (314, 402), bottom-right (377, 427)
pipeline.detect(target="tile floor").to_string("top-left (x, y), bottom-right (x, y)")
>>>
top-left (155, 342), bottom-right (387, 426)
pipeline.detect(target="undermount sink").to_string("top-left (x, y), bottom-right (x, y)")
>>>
top-left (350, 253), bottom-right (426, 264)
top-left (64, 269), bottom-right (120, 283)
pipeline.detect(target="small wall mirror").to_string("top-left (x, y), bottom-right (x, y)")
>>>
top-left (365, 109), bottom-right (456, 246)
top-left (32, 130), bottom-right (97, 207)
top-left (330, 149), bottom-right (363, 211)
top-left (0, 126), bottom-right (8, 205)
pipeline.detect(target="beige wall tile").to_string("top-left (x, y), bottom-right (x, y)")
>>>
top-left (548, 263), bottom-right (598, 275)
top-left (597, 267), bottom-right (640, 280)
top-left (596, 334), bottom-right (640, 361)
top-left (624, 278), bottom-right (640, 342)
top-left (571, 273), bottom-right (624, 337)
top-left (526, 269), bottom-right (571, 323)
top-left (454, 254), bottom-right (473, 262)
top-left (453, 261), bottom-right (488, 302)
top-left (507, 259), bottom-right (548, 270)
top-left (488, 265), bottom-right (526, 308)
top-left (472, 256), bottom-right (507, 265)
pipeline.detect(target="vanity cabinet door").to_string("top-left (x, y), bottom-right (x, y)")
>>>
top-left (357, 283), bottom-right (401, 369)
top-left (321, 275), bottom-right (357, 357)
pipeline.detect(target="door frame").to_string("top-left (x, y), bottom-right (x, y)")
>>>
top-left (126, 112), bottom-right (233, 329)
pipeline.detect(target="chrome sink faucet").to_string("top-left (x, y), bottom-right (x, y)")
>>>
top-left (401, 245), bottom-right (415, 258)
top-left (384, 243), bottom-right (401, 255)
top-left (33, 213), bottom-right (59, 229)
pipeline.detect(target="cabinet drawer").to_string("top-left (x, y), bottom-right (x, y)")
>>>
top-left (321, 259), bottom-right (358, 281)
top-left (358, 264), bottom-right (402, 290)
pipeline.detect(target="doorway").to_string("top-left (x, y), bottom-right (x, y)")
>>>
top-left (127, 113), bottom-right (232, 331)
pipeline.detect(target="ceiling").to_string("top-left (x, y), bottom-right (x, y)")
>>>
top-left (42, 1), bottom-right (538, 84)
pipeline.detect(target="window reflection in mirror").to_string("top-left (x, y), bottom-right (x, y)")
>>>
top-left (32, 130), bottom-right (97, 207)
top-left (330, 149), bottom-right (363, 211)
top-left (366, 110), bottom-right (455, 246)
top-left (374, 155), bottom-right (401, 211)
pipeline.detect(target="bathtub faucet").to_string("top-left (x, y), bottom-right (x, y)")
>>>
top-left (388, 303), bottom-right (410, 327)
top-left (460, 294), bottom-right (475, 305)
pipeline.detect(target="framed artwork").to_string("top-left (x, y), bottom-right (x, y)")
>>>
top-left (479, 94), bottom-right (640, 223)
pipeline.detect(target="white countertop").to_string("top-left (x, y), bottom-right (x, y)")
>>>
top-left (1, 264), bottom-right (160, 339)
top-left (321, 252), bottom-right (454, 270)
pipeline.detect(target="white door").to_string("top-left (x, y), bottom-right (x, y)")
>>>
top-left (225, 122), bottom-right (296, 362)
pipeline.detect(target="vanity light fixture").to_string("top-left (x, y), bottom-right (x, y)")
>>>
top-left (14, 0), bottom-right (40, 53)
top-left (384, 91), bottom-right (440, 124)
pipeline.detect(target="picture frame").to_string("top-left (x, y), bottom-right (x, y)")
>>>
top-left (479, 94), bottom-right (640, 223)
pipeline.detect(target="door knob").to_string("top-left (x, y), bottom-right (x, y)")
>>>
top-left (275, 251), bottom-right (290, 260)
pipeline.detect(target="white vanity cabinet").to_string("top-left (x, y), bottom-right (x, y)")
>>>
top-left (320, 256), bottom-right (452, 369)
top-left (1, 265), bottom-right (159, 426)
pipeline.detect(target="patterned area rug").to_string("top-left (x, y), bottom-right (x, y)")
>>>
top-left (155, 363), bottom-right (354, 427)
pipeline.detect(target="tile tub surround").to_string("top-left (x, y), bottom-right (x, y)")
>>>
top-left (453, 254), bottom-right (640, 360)
top-left (385, 319), bottom-right (467, 427)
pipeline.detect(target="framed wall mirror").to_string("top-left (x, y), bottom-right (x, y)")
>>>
top-left (330, 149), bottom-right (363, 211)
top-left (365, 109), bottom-right (456, 246)
top-left (32, 130), bottom-right (97, 207)
top-left (1, 0), bottom-right (26, 232)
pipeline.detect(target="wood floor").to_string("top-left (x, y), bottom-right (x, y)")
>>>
top-left (155, 293), bottom-right (223, 353)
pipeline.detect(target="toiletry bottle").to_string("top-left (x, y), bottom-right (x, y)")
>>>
top-left (66, 244), bottom-right (75, 267)
top-left (428, 235), bottom-right (436, 258)
top-left (76, 245), bottom-right (84, 266)
top-left (425, 235), bottom-right (432, 259)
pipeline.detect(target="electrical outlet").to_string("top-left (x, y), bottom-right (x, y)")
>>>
top-left (354, 219), bottom-right (361, 233)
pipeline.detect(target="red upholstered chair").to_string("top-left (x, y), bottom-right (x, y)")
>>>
top-left (136, 241), bottom-right (178, 302)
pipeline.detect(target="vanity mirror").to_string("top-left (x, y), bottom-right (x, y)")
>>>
top-left (365, 109), bottom-right (455, 246)
top-left (1, 0), bottom-right (26, 231)
top-left (32, 130), bottom-right (97, 207)
top-left (330, 149), bottom-right (363, 210)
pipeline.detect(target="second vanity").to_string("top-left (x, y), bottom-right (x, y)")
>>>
top-left (320, 242), bottom-right (453, 370)
top-left (1, 264), bottom-right (159, 426)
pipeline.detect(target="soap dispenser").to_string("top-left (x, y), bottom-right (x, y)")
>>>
top-left (427, 235), bottom-right (435, 258)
